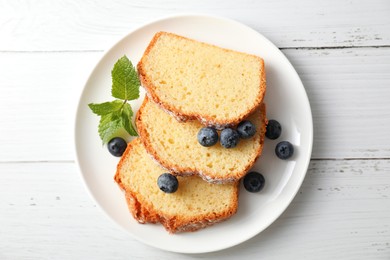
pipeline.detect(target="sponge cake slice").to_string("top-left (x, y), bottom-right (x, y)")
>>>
top-left (136, 97), bottom-right (267, 183)
top-left (114, 138), bottom-right (239, 233)
top-left (137, 31), bottom-right (266, 129)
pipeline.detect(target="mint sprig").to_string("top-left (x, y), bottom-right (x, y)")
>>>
top-left (88, 55), bottom-right (139, 144)
top-left (111, 56), bottom-right (140, 100)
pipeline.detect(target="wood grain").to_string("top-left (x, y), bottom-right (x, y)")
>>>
top-left (0, 160), bottom-right (388, 259)
top-left (1, 0), bottom-right (389, 258)
top-left (0, 51), bottom-right (99, 162)
top-left (0, 0), bottom-right (389, 51)
top-left (1, 47), bottom-right (389, 161)
top-left (282, 47), bottom-right (390, 159)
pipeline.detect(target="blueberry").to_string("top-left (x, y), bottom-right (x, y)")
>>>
top-left (275, 141), bottom-right (294, 159)
top-left (266, 120), bottom-right (282, 140)
top-left (107, 137), bottom-right (127, 157)
top-left (197, 127), bottom-right (219, 147)
top-left (157, 173), bottom-right (179, 193)
top-left (237, 120), bottom-right (256, 139)
top-left (243, 172), bottom-right (265, 192)
top-left (220, 128), bottom-right (240, 148)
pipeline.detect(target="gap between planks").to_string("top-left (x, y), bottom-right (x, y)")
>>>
top-left (1, 45), bottom-right (390, 54)
top-left (0, 158), bottom-right (389, 164)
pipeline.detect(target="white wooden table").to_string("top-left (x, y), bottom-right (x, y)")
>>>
top-left (1, 1), bottom-right (389, 259)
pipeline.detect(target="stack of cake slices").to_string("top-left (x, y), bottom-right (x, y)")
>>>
top-left (115, 32), bottom-right (267, 233)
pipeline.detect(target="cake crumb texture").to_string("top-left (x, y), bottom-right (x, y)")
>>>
top-left (137, 31), bottom-right (266, 128)
top-left (114, 139), bottom-right (239, 233)
top-left (136, 97), bottom-right (267, 183)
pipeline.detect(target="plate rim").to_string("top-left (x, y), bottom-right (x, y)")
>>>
top-left (73, 13), bottom-right (313, 254)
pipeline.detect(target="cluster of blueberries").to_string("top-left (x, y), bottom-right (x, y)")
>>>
top-left (106, 119), bottom-right (294, 194)
top-left (197, 120), bottom-right (256, 148)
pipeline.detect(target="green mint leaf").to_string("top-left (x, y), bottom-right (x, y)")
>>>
top-left (89, 55), bottom-right (140, 144)
top-left (121, 103), bottom-right (138, 136)
top-left (96, 103), bottom-right (138, 144)
top-left (88, 100), bottom-right (123, 116)
top-left (111, 55), bottom-right (140, 101)
top-left (98, 112), bottom-right (122, 144)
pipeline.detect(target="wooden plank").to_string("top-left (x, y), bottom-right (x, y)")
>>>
top-left (282, 47), bottom-right (390, 159)
top-left (1, 47), bottom-right (389, 161)
top-left (0, 51), bottom-right (100, 162)
top-left (0, 160), bottom-right (388, 259)
top-left (0, 0), bottom-right (389, 51)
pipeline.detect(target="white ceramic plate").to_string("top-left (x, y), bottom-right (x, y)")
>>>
top-left (74, 14), bottom-right (313, 254)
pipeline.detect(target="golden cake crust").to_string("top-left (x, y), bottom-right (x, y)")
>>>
top-left (114, 139), bottom-right (239, 233)
top-left (136, 97), bottom-right (267, 183)
top-left (137, 31), bottom-right (266, 129)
